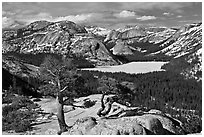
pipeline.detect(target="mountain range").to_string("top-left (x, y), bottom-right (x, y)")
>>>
top-left (2, 20), bottom-right (202, 81)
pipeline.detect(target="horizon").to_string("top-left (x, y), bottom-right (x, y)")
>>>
top-left (2, 2), bottom-right (202, 29)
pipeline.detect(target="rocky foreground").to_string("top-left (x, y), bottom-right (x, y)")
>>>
top-left (15, 94), bottom-right (186, 135)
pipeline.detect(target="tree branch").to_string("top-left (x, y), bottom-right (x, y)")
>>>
top-left (63, 98), bottom-right (85, 108)
top-left (63, 98), bottom-right (70, 103)
top-left (47, 69), bottom-right (57, 77)
top-left (101, 93), bottom-right (105, 108)
top-left (60, 86), bottom-right (68, 93)
top-left (71, 104), bottom-right (85, 108)
top-left (49, 80), bottom-right (56, 85)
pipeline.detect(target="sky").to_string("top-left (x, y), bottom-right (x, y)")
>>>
top-left (2, 2), bottom-right (202, 29)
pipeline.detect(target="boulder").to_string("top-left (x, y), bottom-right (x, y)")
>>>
top-left (148, 109), bottom-right (163, 115)
top-left (63, 111), bottom-right (184, 135)
top-left (124, 114), bottom-right (184, 135)
top-left (63, 116), bottom-right (147, 135)
top-left (144, 116), bottom-right (168, 135)
top-left (45, 129), bottom-right (58, 135)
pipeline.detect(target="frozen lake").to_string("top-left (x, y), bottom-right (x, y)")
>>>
top-left (81, 62), bottom-right (168, 74)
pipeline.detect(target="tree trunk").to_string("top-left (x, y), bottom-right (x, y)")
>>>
top-left (97, 94), bottom-right (105, 117)
top-left (56, 93), bottom-right (68, 135)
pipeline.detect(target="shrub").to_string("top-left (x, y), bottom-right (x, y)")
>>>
top-left (2, 110), bottom-right (34, 132)
top-left (2, 93), bottom-right (16, 104)
top-left (2, 94), bottom-right (40, 133)
top-left (83, 100), bottom-right (96, 108)
top-left (32, 98), bottom-right (42, 102)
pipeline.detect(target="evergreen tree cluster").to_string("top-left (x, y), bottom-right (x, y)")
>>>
top-left (2, 88), bottom-right (41, 133)
top-left (79, 70), bottom-right (202, 133)
top-left (3, 52), bottom-right (95, 68)
top-left (79, 70), bottom-right (201, 115)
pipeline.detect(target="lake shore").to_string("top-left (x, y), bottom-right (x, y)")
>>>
top-left (81, 62), bottom-right (168, 74)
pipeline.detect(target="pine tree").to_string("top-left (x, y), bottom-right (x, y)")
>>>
top-left (39, 55), bottom-right (85, 135)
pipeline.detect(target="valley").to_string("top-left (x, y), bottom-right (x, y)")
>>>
top-left (2, 9), bottom-right (202, 135)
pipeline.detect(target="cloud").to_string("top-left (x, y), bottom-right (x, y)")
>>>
top-left (114, 10), bottom-right (159, 22)
top-left (163, 12), bottom-right (174, 16)
top-left (2, 2), bottom-right (201, 28)
top-left (178, 20), bottom-right (201, 23)
top-left (163, 12), bottom-right (170, 16)
top-left (114, 10), bottom-right (136, 18)
top-left (177, 15), bottom-right (183, 18)
top-left (2, 12), bottom-right (96, 28)
top-left (3, 2), bottom-right (195, 16)
top-left (15, 12), bottom-right (95, 24)
top-left (14, 12), bottom-right (52, 23)
top-left (35, 12), bottom-right (52, 19)
top-left (120, 2), bottom-right (192, 13)
top-left (2, 10), bottom-right (15, 16)
top-left (53, 14), bottom-right (94, 23)
top-left (2, 17), bottom-right (15, 28)
top-left (137, 16), bottom-right (157, 21)
top-left (2, 11), bottom-right (97, 28)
